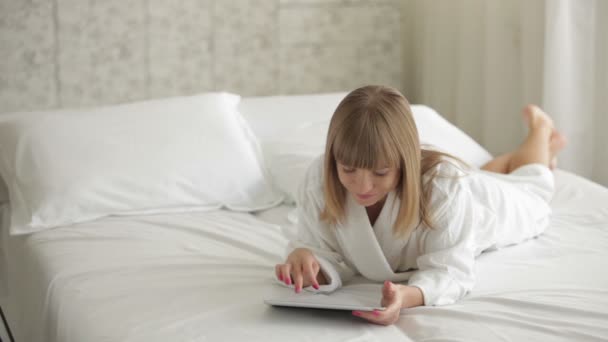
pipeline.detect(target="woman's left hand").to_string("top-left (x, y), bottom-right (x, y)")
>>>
top-left (352, 280), bottom-right (403, 325)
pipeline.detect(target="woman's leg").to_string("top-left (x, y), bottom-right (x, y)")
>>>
top-left (480, 152), bottom-right (513, 174)
top-left (481, 105), bottom-right (567, 174)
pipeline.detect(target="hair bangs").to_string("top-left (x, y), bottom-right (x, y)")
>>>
top-left (331, 110), bottom-right (400, 170)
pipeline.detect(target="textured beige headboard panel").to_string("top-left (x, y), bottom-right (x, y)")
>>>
top-left (0, 0), bottom-right (402, 113)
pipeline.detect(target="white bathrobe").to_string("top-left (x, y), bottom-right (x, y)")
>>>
top-left (288, 155), bottom-right (554, 306)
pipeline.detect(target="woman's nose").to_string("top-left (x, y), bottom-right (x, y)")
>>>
top-left (354, 172), bottom-right (374, 193)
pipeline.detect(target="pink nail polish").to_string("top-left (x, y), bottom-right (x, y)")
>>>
top-left (313, 284), bottom-right (320, 290)
top-left (296, 287), bottom-right (301, 293)
top-left (352, 311), bottom-right (361, 316)
top-left (286, 278), bottom-right (291, 285)
top-left (279, 274), bottom-right (283, 281)
top-left (373, 310), bottom-right (380, 316)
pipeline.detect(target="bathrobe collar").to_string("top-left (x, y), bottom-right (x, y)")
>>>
top-left (336, 191), bottom-right (414, 282)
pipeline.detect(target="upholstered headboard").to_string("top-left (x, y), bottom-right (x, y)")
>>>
top-left (0, 0), bottom-right (403, 113)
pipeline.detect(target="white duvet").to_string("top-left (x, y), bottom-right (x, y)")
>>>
top-left (2, 169), bottom-right (608, 342)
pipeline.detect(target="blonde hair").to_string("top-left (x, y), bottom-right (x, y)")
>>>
top-left (320, 85), bottom-right (466, 239)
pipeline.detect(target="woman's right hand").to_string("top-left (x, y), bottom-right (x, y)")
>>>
top-left (275, 248), bottom-right (327, 293)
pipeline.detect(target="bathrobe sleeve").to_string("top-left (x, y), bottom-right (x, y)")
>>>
top-left (407, 179), bottom-right (478, 306)
top-left (286, 175), bottom-right (356, 293)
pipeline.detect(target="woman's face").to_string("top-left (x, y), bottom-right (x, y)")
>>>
top-left (336, 161), bottom-right (400, 207)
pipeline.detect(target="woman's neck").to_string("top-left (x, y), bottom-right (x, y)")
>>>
top-left (365, 195), bottom-right (387, 226)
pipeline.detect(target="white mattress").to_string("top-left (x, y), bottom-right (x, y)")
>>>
top-left (2, 169), bottom-right (608, 342)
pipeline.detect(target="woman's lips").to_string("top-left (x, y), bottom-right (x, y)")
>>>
top-left (356, 193), bottom-right (375, 200)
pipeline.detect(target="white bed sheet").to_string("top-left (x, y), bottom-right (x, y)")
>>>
top-left (1, 169), bottom-right (607, 342)
top-left (253, 204), bottom-right (298, 239)
top-left (2, 207), bottom-right (409, 342)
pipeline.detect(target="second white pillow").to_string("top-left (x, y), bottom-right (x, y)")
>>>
top-left (240, 94), bottom-right (493, 203)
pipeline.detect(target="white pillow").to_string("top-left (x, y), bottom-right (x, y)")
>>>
top-left (240, 93), bottom-right (344, 203)
top-left (411, 105), bottom-right (494, 166)
top-left (240, 94), bottom-right (493, 203)
top-left (0, 93), bottom-right (283, 235)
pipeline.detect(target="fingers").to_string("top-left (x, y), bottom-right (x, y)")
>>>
top-left (381, 280), bottom-right (395, 307)
top-left (292, 264), bottom-right (304, 293)
top-left (382, 280), bottom-right (393, 298)
top-left (355, 282), bottom-right (402, 325)
top-left (303, 261), bottom-right (320, 290)
top-left (275, 264), bottom-right (281, 281)
top-left (278, 249), bottom-right (323, 293)
top-left (277, 264), bottom-right (292, 286)
top-left (276, 262), bottom-right (317, 292)
top-left (352, 308), bottom-right (399, 326)
top-left (352, 309), bottom-right (391, 325)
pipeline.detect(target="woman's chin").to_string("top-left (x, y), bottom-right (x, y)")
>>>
top-left (353, 195), bottom-right (378, 207)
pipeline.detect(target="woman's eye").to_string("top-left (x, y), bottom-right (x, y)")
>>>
top-left (342, 167), bottom-right (355, 173)
top-left (374, 169), bottom-right (389, 176)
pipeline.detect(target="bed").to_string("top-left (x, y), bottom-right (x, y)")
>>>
top-left (0, 93), bottom-right (607, 342)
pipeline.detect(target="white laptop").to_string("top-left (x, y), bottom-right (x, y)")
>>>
top-left (264, 282), bottom-right (386, 312)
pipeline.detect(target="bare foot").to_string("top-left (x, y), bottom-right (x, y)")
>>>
top-left (549, 131), bottom-right (567, 170)
top-left (523, 104), bottom-right (554, 133)
top-left (522, 105), bottom-right (566, 169)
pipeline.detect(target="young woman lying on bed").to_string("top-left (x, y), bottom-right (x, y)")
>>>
top-left (275, 85), bottom-right (567, 325)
